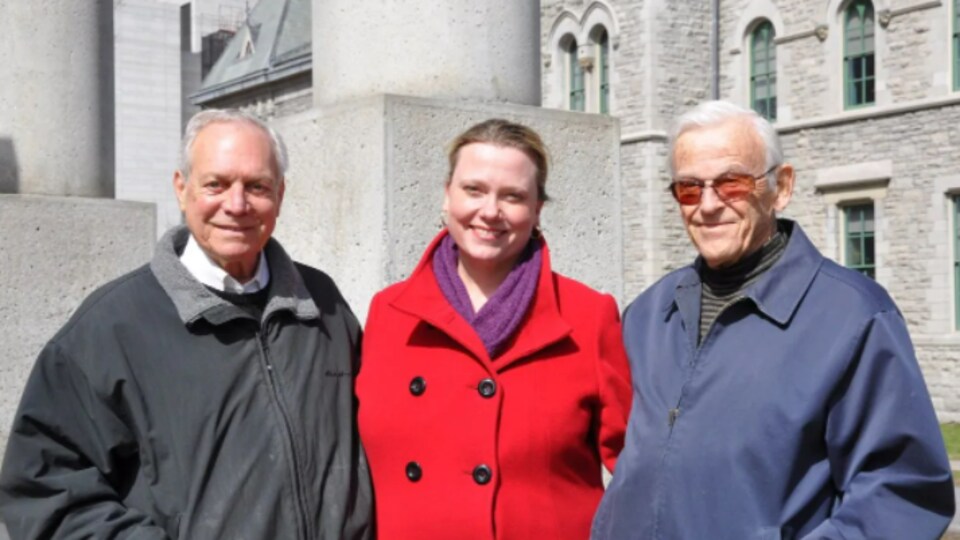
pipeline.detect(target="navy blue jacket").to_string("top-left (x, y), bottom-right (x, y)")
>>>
top-left (592, 221), bottom-right (954, 540)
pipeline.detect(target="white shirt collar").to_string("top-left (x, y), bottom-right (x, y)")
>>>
top-left (179, 234), bottom-right (270, 294)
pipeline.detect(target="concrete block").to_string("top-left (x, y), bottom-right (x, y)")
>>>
top-left (0, 195), bottom-right (155, 458)
top-left (272, 95), bottom-right (622, 321)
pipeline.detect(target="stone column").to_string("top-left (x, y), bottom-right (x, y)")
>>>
top-left (313, 0), bottom-right (541, 107)
top-left (0, 0), bottom-right (114, 196)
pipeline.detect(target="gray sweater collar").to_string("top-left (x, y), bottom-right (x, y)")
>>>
top-left (150, 226), bottom-right (321, 326)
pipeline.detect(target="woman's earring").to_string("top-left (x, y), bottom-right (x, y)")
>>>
top-left (439, 211), bottom-right (448, 229)
top-left (531, 225), bottom-right (542, 240)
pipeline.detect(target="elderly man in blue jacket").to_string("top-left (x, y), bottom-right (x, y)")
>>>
top-left (592, 101), bottom-right (955, 539)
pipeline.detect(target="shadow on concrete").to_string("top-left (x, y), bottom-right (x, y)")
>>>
top-left (0, 137), bottom-right (19, 194)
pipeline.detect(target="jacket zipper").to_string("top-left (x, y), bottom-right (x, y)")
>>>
top-left (257, 327), bottom-right (311, 540)
top-left (679, 295), bottom-right (742, 425)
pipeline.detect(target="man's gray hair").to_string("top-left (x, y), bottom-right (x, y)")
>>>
top-left (668, 100), bottom-right (782, 188)
top-left (178, 109), bottom-right (289, 181)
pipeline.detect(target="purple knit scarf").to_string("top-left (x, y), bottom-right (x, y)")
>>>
top-left (432, 233), bottom-right (542, 358)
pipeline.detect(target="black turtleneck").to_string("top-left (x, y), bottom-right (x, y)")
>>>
top-left (206, 285), bottom-right (271, 322)
top-left (698, 223), bottom-right (789, 344)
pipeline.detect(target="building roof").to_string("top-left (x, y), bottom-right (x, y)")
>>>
top-left (190, 0), bottom-right (311, 105)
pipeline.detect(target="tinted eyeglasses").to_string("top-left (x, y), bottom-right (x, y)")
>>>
top-left (669, 165), bottom-right (779, 205)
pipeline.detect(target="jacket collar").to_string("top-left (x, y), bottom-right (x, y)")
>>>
top-left (390, 230), bottom-right (571, 371)
top-left (670, 220), bottom-right (823, 332)
top-left (150, 226), bottom-right (321, 327)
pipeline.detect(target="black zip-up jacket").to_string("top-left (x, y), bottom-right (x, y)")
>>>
top-left (0, 227), bottom-right (373, 539)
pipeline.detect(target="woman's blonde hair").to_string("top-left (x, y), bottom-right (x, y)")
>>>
top-left (447, 119), bottom-right (550, 202)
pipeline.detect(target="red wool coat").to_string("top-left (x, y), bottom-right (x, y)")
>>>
top-left (357, 231), bottom-right (632, 540)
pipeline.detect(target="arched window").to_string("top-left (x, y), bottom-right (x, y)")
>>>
top-left (597, 28), bottom-right (610, 114)
top-left (567, 39), bottom-right (585, 112)
top-left (750, 21), bottom-right (776, 121)
top-left (844, 0), bottom-right (875, 108)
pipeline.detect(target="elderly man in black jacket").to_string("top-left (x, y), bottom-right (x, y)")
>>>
top-left (0, 110), bottom-right (373, 539)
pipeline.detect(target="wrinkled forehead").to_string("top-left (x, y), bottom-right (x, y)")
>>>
top-left (673, 118), bottom-right (765, 173)
top-left (193, 121), bottom-right (280, 171)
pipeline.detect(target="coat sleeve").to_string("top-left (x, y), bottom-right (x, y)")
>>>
top-left (0, 341), bottom-right (169, 540)
top-left (594, 294), bottom-right (633, 473)
top-left (802, 310), bottom-right (955, 540)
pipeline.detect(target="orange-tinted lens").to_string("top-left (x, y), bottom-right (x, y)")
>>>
top-left (712, 175), bottom-right (755, 200)
top-left (671, 181), bottom-right (702, 205)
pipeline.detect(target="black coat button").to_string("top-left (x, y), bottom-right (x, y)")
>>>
top-left (409, 376), bottom-right (426, 396)
top-left (406, 461), bottom-right (422, 482)
top-left (477, 378), bottom-right (496, 398)
top-left (472, 464), bottom-right (492, 485)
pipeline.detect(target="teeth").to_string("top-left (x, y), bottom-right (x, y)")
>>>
top-left (472, 227), bottom-right (502, 239)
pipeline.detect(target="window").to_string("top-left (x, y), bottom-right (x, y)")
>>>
top-left (955, 0), bottom-right (960, 90)
top-left (750, 21), bottom-right (776, 121)
top-left (568, 39), bottom-right (585, 112)
top-left (844, 203), bottom-right (876, 278)
top-left (548, 6), bottom-right (615, 113)
top-left (954, 196), bottom-right (960, 328)
top-left (844, 0), bottom-right (875, 108)
top-left (598, 29), bottom-right (610, 114)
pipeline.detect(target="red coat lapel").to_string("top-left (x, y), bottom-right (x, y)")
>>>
top-left (389, 231), bottom-right (490, 363)
top-left (389, 230), bottom-right (572, 372)
top-left (494, 245), bottom-right (571, 371)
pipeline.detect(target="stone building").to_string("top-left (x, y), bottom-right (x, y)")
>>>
top-left (540, 0), bottom-right (960, 419)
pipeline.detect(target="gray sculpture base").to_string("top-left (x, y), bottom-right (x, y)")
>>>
top-left (272, 94), bottom-right (624, 321)
top-left (0, 195), bottom-right (155, 456)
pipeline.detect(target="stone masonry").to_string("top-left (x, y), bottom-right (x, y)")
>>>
top-left (542, 0), bottom-right (960, 421)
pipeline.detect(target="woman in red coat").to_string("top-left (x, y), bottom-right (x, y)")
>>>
top-left (357, 119), bottom-right (632, 539)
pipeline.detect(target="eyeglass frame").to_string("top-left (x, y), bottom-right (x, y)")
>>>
top-left (667, 164), bottom-right (780, 205)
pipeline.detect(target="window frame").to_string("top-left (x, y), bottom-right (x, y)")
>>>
top-left (597, 28), bottom-right (610, 114)
top-left (954, 195), bottom-right (960, 329)
top-left (954, 0), bottom-right (960, 91)
top-left (843, 0), bottom-right (876, 109)
top-left (567, 38), bottom-right (585, 112)
top-left (843, 202), bottom-right (877, 279)
top-left (749, 20), bottom-right (777, 121)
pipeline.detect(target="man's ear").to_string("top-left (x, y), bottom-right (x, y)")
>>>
top-left (773, 163), bottom-right (795, 212)
top-left (173, 170), bottom-right (188, 212)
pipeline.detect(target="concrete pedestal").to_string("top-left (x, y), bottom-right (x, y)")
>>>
top-left (272, 95), bottom-right (622, 321)
top-left (0, 195), bottom-right (155, 454)
top-left (313, 1), bottom-right (541, 107)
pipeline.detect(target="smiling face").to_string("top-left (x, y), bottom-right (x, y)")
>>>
top-left (673, 117), bottom-right (793, 269)
top-left (443, 142), bottom-right (543, 277)
top-left (173, 121), bottom-right (285, 281)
